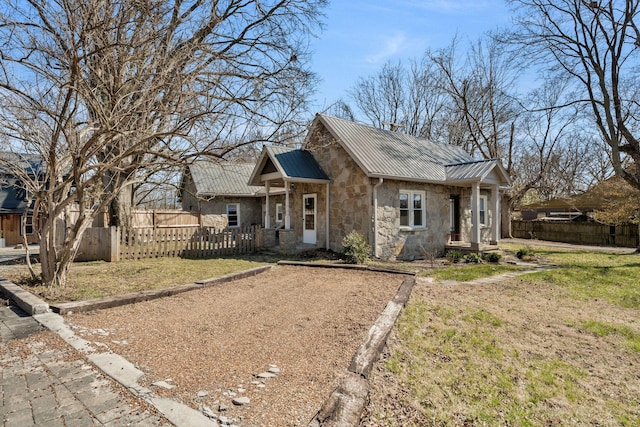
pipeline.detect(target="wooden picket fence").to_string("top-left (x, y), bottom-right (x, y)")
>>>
top-left (119, 225), bottom-right (260, 260)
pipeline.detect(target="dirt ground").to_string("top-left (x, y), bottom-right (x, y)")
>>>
top-left (362, 275), bottom-right (640, 425)
top-left (65, 265), bottom-right (403, 427)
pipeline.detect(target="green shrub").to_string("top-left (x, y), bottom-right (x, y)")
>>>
top-left (516, 247), bottom-right (535, 259)
top-left (341, 231), bottom-right (371, 264)
top-left (465, 253), bottom-right (482, 263)
top-left (447, 250), bottom-right (464, 264)
top-left (484, 252), bottom-right (502, 263)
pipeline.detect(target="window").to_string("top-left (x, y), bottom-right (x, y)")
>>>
top-left (20, 216), bottom-right (34, 236)
top-left (276, 203), bottom-right (283, 223)
top-left (479, 195), bottom-right (487, 227)
top-left (399, 190), bottom-right (426, 229)
top-left (226, 204), bottom-right (239, 228)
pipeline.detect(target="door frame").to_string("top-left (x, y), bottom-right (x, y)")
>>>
top-left (449, 195), bottom-right (461, 241)
top-left (302, 193), bottom-right (317, 244)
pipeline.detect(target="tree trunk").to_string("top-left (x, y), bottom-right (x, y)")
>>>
top-left (39, 206), bottom-right (92, 288)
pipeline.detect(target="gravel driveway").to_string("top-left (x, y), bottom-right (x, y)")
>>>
top-left (65, 265), bottom-right (404, 426)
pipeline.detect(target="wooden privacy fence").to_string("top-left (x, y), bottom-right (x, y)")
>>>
top-left (511, 220), bottom-right (639, 248)
top-left (119, 225), bottom-right (260, 260)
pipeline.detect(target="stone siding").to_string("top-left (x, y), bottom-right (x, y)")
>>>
top-left (263, 194), bottom-right (286, 228)
top-left (288, 183), bottom-right (328, 249)
top-left (376, 181), bottom-right (463, 260)
top-left (305, 124), bottom-right (372, 252)
top-left (458, 188), bottom-right (497, 244)
top-left (199, 197), bottom-right (262, 229)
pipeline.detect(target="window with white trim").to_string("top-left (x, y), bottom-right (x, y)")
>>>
top-left (479, 195), bottom-right (487, 227)
top-left (276, 203), bottom-right (283, 223)
top-left (19, 215), bottom-right (34, 236)
top-left (226, 203), bottom-right (239, 228)
top-left (399, 190), bottom-right (426, 229)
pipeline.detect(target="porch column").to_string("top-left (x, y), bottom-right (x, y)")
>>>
top-left (265, 180), bottom-right (271, 229)
top-left (490, 184), bottom-right (500, 245)
top-left (471, 182), bottom-right (481, 251)
top-left (284, 180), bottom-right (291, 230)
top-left (325, 182), bottom-right (330, 250)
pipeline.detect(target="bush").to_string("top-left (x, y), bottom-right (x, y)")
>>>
top-left (484, 252), bottom-right (502, 263)
top-left (447, 250), bottom-right (464, 264)
top-left (465, 253), bottom-right (482, 263)
top-left (341, 231), bottom-right (371, 264)
top-left (516, 247), bottom-right (535, 259)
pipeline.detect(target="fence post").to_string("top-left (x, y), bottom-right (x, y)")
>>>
top-left (110, 226), bottom-right (120, 262)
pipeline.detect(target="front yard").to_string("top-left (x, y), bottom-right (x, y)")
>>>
top-left (3, 243), bottom-right (639, 425)
top-left (362, 245), bottom-right (640, 426)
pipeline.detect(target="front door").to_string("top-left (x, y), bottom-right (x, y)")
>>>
top-left (302, 193), bottom-right (317, 244)
top-left (449, 196), bottom-right (461, 241)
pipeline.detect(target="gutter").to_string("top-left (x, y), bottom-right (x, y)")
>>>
top-left (373, 178), bottom-right (384, 258)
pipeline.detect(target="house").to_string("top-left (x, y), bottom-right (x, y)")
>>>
top-left (518, 175), bottom-right (640, 224)
top-left (247, 114), bottom-right (511, 259)
top-left (179, 161), bottom-right (285, 229)
top-left (0, 152), bottom-right (43, 247)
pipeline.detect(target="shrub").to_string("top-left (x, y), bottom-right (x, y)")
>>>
top-left (447, 250), bottom-right (464, 264)
top-left (516, 247), bottom-right (535, 259)
top-left (341, 231), bottom-right (371, 264)
top-left (465, 253), bottom-right (482, 263)
top-left (484, 252), bottom-right (502, 263)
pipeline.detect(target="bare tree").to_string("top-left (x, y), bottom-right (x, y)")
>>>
top-left (506, 0), bottom-right (640, 242)
top-left (0, 0), bottom-right (326, 287)
top-left (510, 78), bottom-right (590, 206)
top-left (348, 58), bottom-right (448, 139)
top-left (429, 36), bottom-right (520, 164)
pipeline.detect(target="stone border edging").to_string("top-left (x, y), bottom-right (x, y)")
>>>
top-left (309, 276), bottom-right (416, 426)
top-left (0, 280), bottom-right (50, 315)
top-left (51, 265), bottom-right (272, 314)
top-left (277, 260), bottom-right (416, 276)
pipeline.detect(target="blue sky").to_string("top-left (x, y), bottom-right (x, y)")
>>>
top-left (309, 0), bottom-right (513, 109)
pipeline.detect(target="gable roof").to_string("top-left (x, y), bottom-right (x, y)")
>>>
top-left (188, 161), bottom-right (264, 197)
top-left (0, 152), bottom-right (45, 176)
top-left (248, 146), bottom-right (330, 186)
top-left (445, 159), bottom-right (511, 185)
top-left (310, 114), bottom-right (510, 186)
top-left (0, 152), bottom-right (44, 214)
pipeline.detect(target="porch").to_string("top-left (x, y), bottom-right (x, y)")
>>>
top-left (445, 240), bottom-right (500, 254)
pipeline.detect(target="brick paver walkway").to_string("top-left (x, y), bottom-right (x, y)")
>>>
top-left (0, 304), bottom-right (168, 426)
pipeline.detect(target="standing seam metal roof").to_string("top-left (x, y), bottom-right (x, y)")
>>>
top-left (266, 146), bottom-right (330, 181)
top-left (315, 114), bottom-right (476, 182)
top-left (445, 159), bottom-right (505, 182)
top-left (189, 162), bottom-right (263, 196)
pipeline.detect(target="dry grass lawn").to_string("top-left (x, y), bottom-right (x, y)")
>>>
top-left (1, 256), bottom-right (268, 303)
top-left (362, 247), bottom-right (640, 426)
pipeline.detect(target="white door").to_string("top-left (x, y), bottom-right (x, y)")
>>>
top-left (302, 193), bottom-right (317, 244)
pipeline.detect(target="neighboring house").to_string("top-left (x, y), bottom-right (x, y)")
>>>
top-left (518, 175), bottom-right (640, 223)
top-left (179, 161), bottom-right (285, 229)
top-left (0, 152), bottom-right (43, 246)
top-left (248, 114), bottom-right (511, 259)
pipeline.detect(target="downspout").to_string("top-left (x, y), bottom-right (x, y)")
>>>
top-left (373, 178), bottom-right (384, 258)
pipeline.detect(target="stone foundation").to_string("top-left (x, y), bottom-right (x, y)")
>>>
top-left (279, 229), bottom-right (297, 254)
top-left (262, 229), bottom-right (277, 249)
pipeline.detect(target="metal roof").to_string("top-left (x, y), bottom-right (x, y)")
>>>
top-left (189, 162), bottom-right (263, 197)
top-left (314, 114), bottom-right (475, 182)
top-left (0, 151), bottom-right (45, 176)
top-left (266, 146), bottom-right (330, 182)
top-left (445, 159), bottom-right (509, 183)
top-left (248, 146), bottom-right (330, 186)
